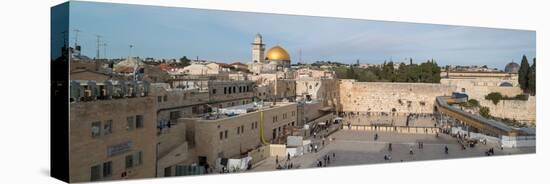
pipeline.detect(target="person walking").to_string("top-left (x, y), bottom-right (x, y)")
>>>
top-left (287, 153), bottom-right (291, 161)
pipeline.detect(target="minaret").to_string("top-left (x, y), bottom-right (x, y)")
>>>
top-left (251, 33), bottom-right (265, 63)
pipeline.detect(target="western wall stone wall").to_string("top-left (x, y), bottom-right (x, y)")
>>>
top-left (338, 80), bottom-right (454, 114)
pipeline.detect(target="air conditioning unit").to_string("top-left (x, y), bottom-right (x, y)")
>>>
top-left (104, 80), bottom-right (113, 99)
top-left (142, 81), bottom-right (150, 96)
top-left (87, 81), bottom-right (99, 99)
top-left (119, 80), bottom-right (128, 97)
top-left (135, 82), bottom-right (143, 97)
top-left (130, 81), bottom-right (138, 97)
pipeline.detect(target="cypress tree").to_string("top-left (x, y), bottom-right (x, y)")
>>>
top-left (528, 57), bottom-right (536, 95)
top-left (518, 55), bottom-right (530, 92)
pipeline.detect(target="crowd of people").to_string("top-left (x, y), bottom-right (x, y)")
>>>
top-left (316, 152), bottom-right (336, 167)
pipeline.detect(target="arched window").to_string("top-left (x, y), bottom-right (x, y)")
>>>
top-left (499, 82), bottom-right (513, 87)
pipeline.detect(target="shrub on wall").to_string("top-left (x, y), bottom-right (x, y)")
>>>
top-left (468, 99), bottom-right (480, 107)
top-left (479, 106), bottom-right (491, 118)
top-left (485, 92), bottom-right (503, 105)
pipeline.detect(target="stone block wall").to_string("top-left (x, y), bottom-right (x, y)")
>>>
top-left (339, 80), bottom-right (453, 114)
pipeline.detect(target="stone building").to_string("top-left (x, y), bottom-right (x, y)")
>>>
top-left (69, 80), bottom-right (157, 182)
top-left (180, 102), bottom-right (298, 168)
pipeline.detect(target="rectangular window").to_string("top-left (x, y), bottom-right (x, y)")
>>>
top-left (224, 130), bottom-right (228, 139)
top-left (212, 89), bottom-right (216, 94)
top-left (125, 155), bottom-right (133, 169)
top-left (135, 115), bottom-right (144, 129)
top-left (103, 120), bottom-right (112, 135)
top-left (241, 125), bottom-right (245, 133)
top-left (134, 151), bottom-right (143, 166)
top-left (163, 95), bottom-right (168, 102)
top-left (224, 87), bottom-right (227, 94)
top-left (251, 122), bottom-right (254, 129)
top-left (91, 164), bottom-right (101, 181)
top-left (103, 161), bottom-right (112, 177)
top-left (219, 131), bottom-right (223, 140)
top-left (237, 127), bottom-right (240, 135)
top-left (127, 116), bottom-right (135, 131)
top-left (255, 122), bottom-right (258, 129)
top-left (169, 111), bottom-right (180, 120)
top-left (157, 96), bottom-right (162, 102)
top-left (91, 121), bottom-right (101, 137)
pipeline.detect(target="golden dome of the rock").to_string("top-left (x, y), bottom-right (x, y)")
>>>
top-left (265, 46), bottom-right (290, 61)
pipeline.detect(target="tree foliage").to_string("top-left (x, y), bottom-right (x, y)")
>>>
top-left (485, 92), bottom-right (503, 105)
top-left (479, 106), bottom-right (491, 118)
top-left (528, 57), bottom-right (536, 95)
top-left (333, 59), bottom-right (441, 83)
top-left (518, 55), bottom-right (536, 95)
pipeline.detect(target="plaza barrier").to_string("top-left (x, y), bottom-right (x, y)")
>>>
top-left (247, 145), bottom-right (269, 165)
top-left (502, 135), bottom-right (536, 148)
top-left (344, 125), bottom-right (439, 134)
top-left (268, 144), bottom-right (287, 157)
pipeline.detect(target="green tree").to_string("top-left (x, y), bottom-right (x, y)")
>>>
top-left (178, 56), bottom-right (191, 67)
top-left (485, 92), bottom-right (503, 105)
top-left (479, 107), bottom-right (491, 118)
top-left (518, 55), bottom-right (530, 92)
top-left (528, 57), bottom-right (536, 95)
top-left (346, 66), bottom-right (357, 79)
top-left (468, 99), bottom-right (479, 107)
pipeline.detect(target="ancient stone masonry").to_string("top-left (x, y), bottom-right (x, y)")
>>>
top-left (479, 97), bottom-right (536, 124)
top-left (338, 80), bottom-right (454, 114)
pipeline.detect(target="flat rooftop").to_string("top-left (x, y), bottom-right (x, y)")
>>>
top-left (199, 102), bottom-right (295, 121)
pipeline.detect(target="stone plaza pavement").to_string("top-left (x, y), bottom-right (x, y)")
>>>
top-left (249, 130), bottom-right (535, 172)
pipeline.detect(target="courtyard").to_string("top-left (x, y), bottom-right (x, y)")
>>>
top-left (250, 129), bottom-right (535, 172)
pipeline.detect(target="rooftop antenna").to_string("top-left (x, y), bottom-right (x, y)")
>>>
top-left (102, 42), bottom-right (108, 60)
top-left (95, 35), bottom-right (102, 59)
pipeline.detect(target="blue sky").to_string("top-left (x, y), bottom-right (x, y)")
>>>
top-left (67, 1), bottom-right (535, 69)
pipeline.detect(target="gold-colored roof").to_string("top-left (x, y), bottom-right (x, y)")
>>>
top-left (266, 46), bottom-right (290, 61)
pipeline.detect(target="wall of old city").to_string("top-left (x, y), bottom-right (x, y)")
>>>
top-left (338, 80), bottom-right (454, 114)
top-left (479, 97), bottom-right (536, 124)
top-left (440, 78), bottom-right (523, 101)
